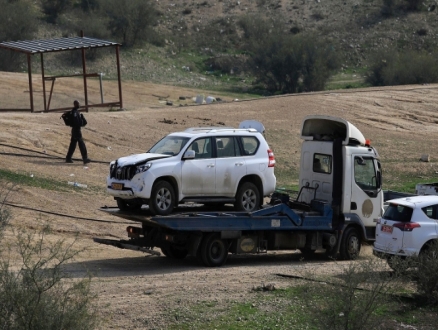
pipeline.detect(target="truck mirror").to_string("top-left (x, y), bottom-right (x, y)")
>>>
top-left (356, 157), bottom-right (365, 165)
top-left (377, 171), bottom-right (382, 188)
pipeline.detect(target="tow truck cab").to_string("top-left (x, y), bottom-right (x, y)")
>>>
top-left (298, 115), bottom-right (383, 242)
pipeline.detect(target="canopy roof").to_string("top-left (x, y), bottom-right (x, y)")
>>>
top-left (0, 36), bottom-right (120, 54)
top-left (0, 34), bottom-right (123, 112)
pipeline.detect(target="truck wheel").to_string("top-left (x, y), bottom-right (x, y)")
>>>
top-left (200, 233), bottom-right (229, 267)
top-left (117, 199), bottom-right (142, 211)
top-left (339, 227), bottom-right (361, 260)
top-left (234, 182), bottom-right (260, 212)
top-left (149, 181), bottom-right (175, 216)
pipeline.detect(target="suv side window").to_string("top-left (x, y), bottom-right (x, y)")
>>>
top-left (240, 136), bottom-right (259, 156)
top-left (216, 137), bottom-right (241, 158)
top-left (422, 205), bottom-right (438, 220)
top-left (191, 138), bottom-right (212, 159)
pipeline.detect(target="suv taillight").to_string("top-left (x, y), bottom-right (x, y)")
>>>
top-left (268, 149), bottom-right (275, 167)
top-left (393, 222), bottom-right (421, 232)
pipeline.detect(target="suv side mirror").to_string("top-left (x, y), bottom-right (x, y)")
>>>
top-left (183, 150), bottom-right (195, 159)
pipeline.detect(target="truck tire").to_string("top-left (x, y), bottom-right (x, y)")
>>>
top-left (117, 199), bottom-right (142, 211)
top-left (234, 182), bottom-right (260, 212)
top-left (200, 233), bottom-right (229, 267)
top-left (340, 227), bottom-right (361, 260)
top-left (149, 181), bottom-right (175, 216)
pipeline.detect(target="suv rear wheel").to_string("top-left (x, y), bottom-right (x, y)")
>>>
top-left (149, 181), bottom-right (175, 216)
top-left (234, 182), bottom-right (260, 212)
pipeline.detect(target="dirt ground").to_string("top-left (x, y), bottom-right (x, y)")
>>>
top-left (1, 72), bottom-right (438, 329)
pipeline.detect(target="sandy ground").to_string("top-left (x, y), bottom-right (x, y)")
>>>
top-left (1, 72), bottom-right (438, 328)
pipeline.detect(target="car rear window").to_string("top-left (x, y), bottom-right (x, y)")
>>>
top-left (240, 136), bottom-right (259, 156)
top-left (383, 204), bottom-right (413, 222)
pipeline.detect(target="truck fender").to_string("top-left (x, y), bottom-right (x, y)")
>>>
top-left (342, 213), bottom-right (367, 241)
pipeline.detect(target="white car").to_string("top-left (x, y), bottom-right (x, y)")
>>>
top-left (373, 195), bottom-right (438, 269)
top-left (106, 121), bottom-right (276, 215)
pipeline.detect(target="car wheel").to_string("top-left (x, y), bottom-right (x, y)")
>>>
top-left (339, 227), bottom-right (361, 260)
top-left (200, 233), bottom-right (229, 267)
top-left (149, 181), bottom-right (175, 216)
top-left (117, 198), bottom-right (142, 211)
top-left (234, 182), bottom-right (260, 212)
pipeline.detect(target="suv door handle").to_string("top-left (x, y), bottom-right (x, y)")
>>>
top-left (235, 162), bottom-right (244, 166)
top-left (207, 164), bottom-right (215, 168)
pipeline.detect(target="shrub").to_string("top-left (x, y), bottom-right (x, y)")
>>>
top-left (367, 49), bottom-right (438, 86)
top-left (80, 0), bottom-right (100, 12)
top-left (405, 0), bottom-right (422, 11)
top-left (103, 0), bottom-right (159, 47)
top-left (0, 187), bottom-right (99, 330)
top-left (304, 257), bottom-right (401, 330)
top-left (238, 14), bottom-right (340, 94)
top-left (381, 0), bottom-right (396, 17)
top-left (0, 0), bottom-right (38, 71)
top-left (42, 0), bottom-right (72, 24)
top-left (411, 241), bottom-right (438, 304)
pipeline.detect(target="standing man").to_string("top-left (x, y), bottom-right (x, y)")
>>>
top-left (64, 100), bottom-right (91, 164)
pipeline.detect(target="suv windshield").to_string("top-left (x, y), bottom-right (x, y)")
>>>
top-left (148, 136), bottom-right (190, 156)
top-left (383, 204), bottom-right (413, 222)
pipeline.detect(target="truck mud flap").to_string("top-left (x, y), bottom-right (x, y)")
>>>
top-left (93, 238), bottom-right (161, 256)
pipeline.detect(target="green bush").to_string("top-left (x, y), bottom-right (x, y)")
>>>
top-left (102, 0), bottom-right (159, 47)
top-left (367, 49), bottom-right (438, 86)
top-left (238, 14), bottom-right (340, 94)
top-left (304, 258), bottom-right (400, 330)
top-left (0, 187), bottom-right (99, 330)
top-left (405, 0), bottom-right (422, 11)
top-left (0, 0), bottom-right (38, 71)
top-left (412, 241), bottom-right (438, 304)
top-left (42, 0), bottom-right (72, 24)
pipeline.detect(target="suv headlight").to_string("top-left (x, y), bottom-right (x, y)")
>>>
top-left (136, 163), bottom-right (152, 174)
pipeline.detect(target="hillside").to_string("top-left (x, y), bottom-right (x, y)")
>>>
top-left (14, 0), bottom-right (437, 92)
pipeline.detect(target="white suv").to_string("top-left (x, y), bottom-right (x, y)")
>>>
top-left (373, 195), bottom-right (438, 269)
top-left (106, 121), bottom-right (276, 215)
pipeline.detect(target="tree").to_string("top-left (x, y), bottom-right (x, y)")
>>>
top-left (367, 49), bottom-right (438, 86)
top-left (41, 0), bottom-right (72, 24)
top-left (0, 0), bottom-right (38, 71)
top-left (103, 0), bottom-right (158, 47)
top-left (239, 15), bottom-right (339, 94)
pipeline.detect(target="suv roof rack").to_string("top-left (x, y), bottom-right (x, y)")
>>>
top-left (184, 127), bottom-right (258, 133)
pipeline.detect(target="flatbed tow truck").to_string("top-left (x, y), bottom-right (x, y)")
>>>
top-left (95, 115), bottom-right (384, 267)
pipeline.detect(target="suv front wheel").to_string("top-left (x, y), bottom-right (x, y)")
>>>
top-left (234, 182), bottom-right (260, 213)
top-left (149, 180), bottom-right (175, 216)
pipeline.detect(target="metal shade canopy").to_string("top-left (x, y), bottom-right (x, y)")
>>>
top-left (0, 33), bottom-right (123, 112)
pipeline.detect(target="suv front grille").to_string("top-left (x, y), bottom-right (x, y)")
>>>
top-left (111, 165), bottom-right (137, 180)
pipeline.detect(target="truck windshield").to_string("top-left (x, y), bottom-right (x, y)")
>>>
top-left (354, 156), bottom-right (378, 190)
top-left (148, 136), bottom-right (190, 156)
